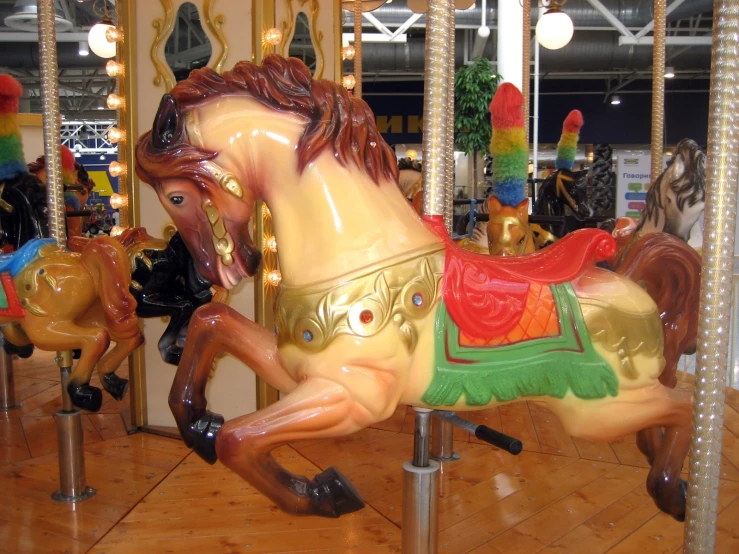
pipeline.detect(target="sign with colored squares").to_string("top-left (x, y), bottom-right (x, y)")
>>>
top-left (615, 154), bottom-right (667, 219)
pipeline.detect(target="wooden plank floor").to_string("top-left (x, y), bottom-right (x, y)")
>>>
top-left (2, 353), bottom-right (739, 553)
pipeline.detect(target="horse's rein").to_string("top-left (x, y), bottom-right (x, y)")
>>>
top-left (555, 173), bottom-right (580, 212)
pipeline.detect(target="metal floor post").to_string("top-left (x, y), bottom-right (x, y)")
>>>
top-left (51, 351), bottom-right (95, 503)
top-left (0, 340), bottom-right (19, 410)
top-left (402, 407), bottom-right (440, 554)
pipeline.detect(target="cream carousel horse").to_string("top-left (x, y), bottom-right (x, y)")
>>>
top-left (635, 138), bottom-right (705, 243)
top-left (136, 56), bottom-right (692, 520)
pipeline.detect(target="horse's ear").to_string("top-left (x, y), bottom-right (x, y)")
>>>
top-left (488, 196), bottom-right (502, 214)
top-left (516, 199), bottom-right (529, 222)
top-left (152, 94), bottom-right (182, 150)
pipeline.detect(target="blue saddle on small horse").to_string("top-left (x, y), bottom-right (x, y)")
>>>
top-left (0, 238), bottom-right (55, 277)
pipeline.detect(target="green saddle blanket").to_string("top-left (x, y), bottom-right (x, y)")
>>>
top-left (422, 283), bottom-right (618, 407)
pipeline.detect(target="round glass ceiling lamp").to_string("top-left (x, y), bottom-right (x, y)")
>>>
top-left (88, 18), bottom-right (117, 58)
top-left (536, 8), bottom-right (574, 50)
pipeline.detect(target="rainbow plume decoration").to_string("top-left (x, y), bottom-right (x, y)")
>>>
top-left (0, 75), bottom-right (27, 181)
top-left (489, 83), bottom-right (528, 207)
top-left (555, 110), bottom-right (584, 170)
top-left (62, 145), bottom-right (76, 185)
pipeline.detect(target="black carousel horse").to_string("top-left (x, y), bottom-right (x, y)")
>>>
top-left (531, 167), bottom-right (593, 238)
top-left (69, 227), bottom-right (216, 366)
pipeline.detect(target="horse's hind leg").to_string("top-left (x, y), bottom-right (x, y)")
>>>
top-left (21, 318), bottom-right (110, 412)
top-left (215, 377), bottom-right (371, 517)
top-left (550, 384), bottom-right (692, 521)
top-left (78, 304), bottom-right (144, 401)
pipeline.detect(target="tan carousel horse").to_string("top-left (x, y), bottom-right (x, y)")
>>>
top-left (0, 237), bottom-right (142, 411)
top-left (136, 56), bottom-right (692, 521)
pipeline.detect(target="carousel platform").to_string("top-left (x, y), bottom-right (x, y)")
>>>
top-left (2, 351), bottom-right (739, 553)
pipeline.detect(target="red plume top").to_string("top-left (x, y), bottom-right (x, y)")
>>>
top-left (0, 75), bottom-right (23, 114)
top-left (562, 110), bottom-right (584, 134)
top-left (61, 146), bottom-right (76, 172)
top-left (490, 83), bottom-right (524, 130)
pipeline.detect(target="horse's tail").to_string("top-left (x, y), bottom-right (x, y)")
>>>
top-left (614, 233), bottom-right (700, 388)
top-left (80, 236), bottom-right (141, 341)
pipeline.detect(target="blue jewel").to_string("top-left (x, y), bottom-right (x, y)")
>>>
top-left (302, 329), bottom-right (313, 342)
top-left (412, 293), bottom-right (423, 307)
top-left (38, 269), bottom-right (45, 275)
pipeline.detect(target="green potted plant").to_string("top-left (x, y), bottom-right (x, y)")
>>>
top-left (454, 57), bottom-right (501, 198)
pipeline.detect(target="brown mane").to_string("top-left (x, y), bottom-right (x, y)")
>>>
top-left (136, 55), bottom-right (398, 190)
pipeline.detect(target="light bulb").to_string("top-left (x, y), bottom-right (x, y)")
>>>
top-left (342, 45), bottom-right (356, 61)
top-left (108, 161), bottom-right (125, 177)
top-left (110, 225), bottom-right (126, 237)
top-left (78, 41), bottom-right (89, 56)
top-left (106, 94), bottom-right (124, 110)
top-left (266, 270), bottom-right (282, 287)
top-left (105, 26), bottom-right (123, 44)
top-left (106, 60), bottom-right (124, 77)
top-left (107, 127), bottom-right (125, 144)
top-left (109, 193), bottom-right (128, 209)
top-left (263, 27), bottom-right (282, 46)
top-left (406, 149), bottom-right (418, 160)
top-left (610, 95), bottom-right (622, 105)
top-left (266, 236), bottom-right (277, 253)
top-left (342, 75), bottom-right (356, 90)
top-left (88, 21), bottom-right (117, 58)
top-left (664, 66), bottom-right (675, 79)
top-left (535, 9), bottom-right (574, 50)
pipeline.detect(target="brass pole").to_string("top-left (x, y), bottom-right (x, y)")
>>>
top-left (684, 1), bottom-right (739, 551)
top-left (354, 0), bottom-right (363, 98)
top-left (650, 0), bottom-right (666, 182)
top-left (444, 3), bottom-right (455, 233)
top-left (36, 0), bottom-right (66, 248)
top-left (252, 0), bottom-right (280, 409)
top-left (421, 0), bottom-right (451, 217)
top-left (522, 0), bottom-right (531, 146)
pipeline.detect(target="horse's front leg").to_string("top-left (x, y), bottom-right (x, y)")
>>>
top-left (170, 302), bottom-right (298, 463)
top-left (216, 377), bottom-right (368, 518)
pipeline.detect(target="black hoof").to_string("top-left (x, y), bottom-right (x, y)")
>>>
top-left (309, 467), bottom-right (364, 518)
top-left (3, 341), bottom-right (34, 359)
top-left (650, 477), bottom-right (687, 522)
top-left (67, 383), bottom-right (103, 412)
top-left (101, 373), bottom-right (129, 401)
top-left (160, 345), bottom-right (183, 366)
top-left (188, 411), bottom-right (224, 465)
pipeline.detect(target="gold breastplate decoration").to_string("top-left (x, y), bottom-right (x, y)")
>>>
top-left (275, 244), bottom-right (445, 353)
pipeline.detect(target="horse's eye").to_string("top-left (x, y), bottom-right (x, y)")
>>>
top-left (169, 196), bottom-right (184, 206)
top-left (518, 236), bottom-right (525, 245)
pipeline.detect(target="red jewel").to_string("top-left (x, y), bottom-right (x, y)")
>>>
top-left (360, 309), bottom-right (374, 324)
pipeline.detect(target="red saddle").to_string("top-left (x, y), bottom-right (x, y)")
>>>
top-left (424, 215), bottom-right (616, 339)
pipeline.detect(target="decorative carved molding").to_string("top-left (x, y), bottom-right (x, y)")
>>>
top-left (203, 0), bottom-right (228, 73)
top-left (151, 0), bottom-right (175, 91)
top-left (280, 0), bottom-right (324, 79)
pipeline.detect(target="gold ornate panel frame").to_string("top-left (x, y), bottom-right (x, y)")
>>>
top-left (279, 0), bottom-right (325, 79)
top-left (151, 0), bottom-right (230, 93)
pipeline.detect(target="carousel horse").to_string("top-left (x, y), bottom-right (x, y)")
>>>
top-left (136, 56), bottom-right (692, 521)
top-left (486, 197), bottom-right (555, 256)
top-left (634, 138), bottom-right (705, 242)
top-left (532, 110), bottom-right (594, 238)
top-left (0, 237), bottom-right (142, 411)
top-left (69, 227), bottom-right (216, 365)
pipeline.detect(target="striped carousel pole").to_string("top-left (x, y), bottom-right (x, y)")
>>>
top-left (684, 1), bottom-right (739, 551)
top-left (430, 0), bottom-right (460, 465)
top-left (403, 1), bottom-right (452, 553)
top-left (36, 0), bottom-right (95, 503)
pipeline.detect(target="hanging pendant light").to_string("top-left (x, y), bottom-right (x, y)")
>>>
top-left (536, 1), bottom-right (574, 50)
